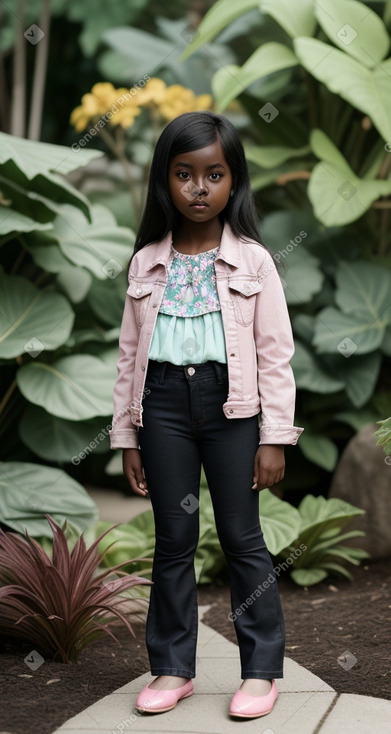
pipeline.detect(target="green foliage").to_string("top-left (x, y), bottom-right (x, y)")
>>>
top-left (0, 133), bottom-right (134, 477)
top-left (181, 0), bottom-right (391, 473)
top-left (374, 416), bottom-right (391, 455)
top-left (92, 472), bottom-right (367, 587)
top-left (0, 515), bottom-right (151, 662)
top-left (0, 462), bottom-right (98, 537)
top-left (279, 495), bottom-right (370, 586)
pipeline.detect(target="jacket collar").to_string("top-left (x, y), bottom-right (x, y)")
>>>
top-left (145, 220), bottom-right (241, 271)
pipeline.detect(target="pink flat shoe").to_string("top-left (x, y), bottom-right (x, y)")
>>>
top-left (229, 679), bottom-right (278, 718)
top-left (136, 678), bottom-right (194, 713)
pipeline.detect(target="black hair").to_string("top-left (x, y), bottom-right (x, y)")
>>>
top-left (130, 111), bottom-right (268, 263)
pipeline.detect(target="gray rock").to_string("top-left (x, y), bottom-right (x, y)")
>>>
top-left (329, 422), bottom-right (391, 560)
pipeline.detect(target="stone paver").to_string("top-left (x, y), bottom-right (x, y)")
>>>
top-left (318, 693), bottom-right (391, 733)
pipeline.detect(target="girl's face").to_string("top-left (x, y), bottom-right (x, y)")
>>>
top-left (168, 138), bottom-right (233, 224)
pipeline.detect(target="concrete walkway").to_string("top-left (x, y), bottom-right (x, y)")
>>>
top-left (51, 487), bottom-right (391, 734)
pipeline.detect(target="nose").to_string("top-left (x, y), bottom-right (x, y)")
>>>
top-left (193, 179), bottom-right (208, 195)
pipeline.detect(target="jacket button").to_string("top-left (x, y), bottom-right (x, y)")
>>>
top-left (228, 409), bottom-right (234, 414)
top-left (136, 288), bottom-right (142, 295)
top-left (141, 365), bottom-right (145, 371)
top-left (152, 303), bottom-right (157, 308)
top-left (230, 353), bottom-right (235, 357)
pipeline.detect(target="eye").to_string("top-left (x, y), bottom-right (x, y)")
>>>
top-left (177, 171), bottom-right (190, 179)
top-left (209, 172), bottom-right (223, 181)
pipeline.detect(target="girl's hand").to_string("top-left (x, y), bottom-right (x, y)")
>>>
top-left (252, 445), bottom-right (285, 491)
top-left (123, 448), bottom-right (149, 497)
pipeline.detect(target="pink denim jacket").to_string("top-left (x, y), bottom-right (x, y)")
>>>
top-left (109, 221), bottom-right (303, 450)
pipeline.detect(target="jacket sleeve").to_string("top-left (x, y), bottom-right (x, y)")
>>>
top-left (108, 272), bottom-right (140, 450)
top-left (254, 250), bottom-right (303, 446)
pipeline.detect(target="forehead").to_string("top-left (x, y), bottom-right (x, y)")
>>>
top-left (170, 139), bottom-right (228, 166)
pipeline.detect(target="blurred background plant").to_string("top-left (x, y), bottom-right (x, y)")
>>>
top-left (1, 0), bottom-right (390, 586)
top-left (69, 77), bottom-right (213, 221)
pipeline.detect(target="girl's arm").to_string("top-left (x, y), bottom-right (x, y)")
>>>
top-left (254, 249), bottom-right (303, 447)
top-left (109, 275), bottom-right (140, 450)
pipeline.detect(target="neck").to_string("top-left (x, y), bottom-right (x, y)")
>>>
top-left (172, 217), bottom-right (223, 254)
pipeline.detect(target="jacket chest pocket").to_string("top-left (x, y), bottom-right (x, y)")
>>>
top-left (228, 279), bottom-right (263, 327)
top-left (127, 281), bottom-right (156, 326)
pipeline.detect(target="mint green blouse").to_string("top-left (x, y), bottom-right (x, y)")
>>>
top-left (148, 244), bottom-right (227, 365)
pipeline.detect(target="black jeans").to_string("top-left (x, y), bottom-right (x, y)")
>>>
top-left (138, 359), bottom-right (285, 680)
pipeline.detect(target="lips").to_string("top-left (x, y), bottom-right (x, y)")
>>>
top-left (190, 200), bottom-right (209, 207)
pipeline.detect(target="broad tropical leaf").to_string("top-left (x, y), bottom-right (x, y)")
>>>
top-left (314, 0), bottom-right (390, 67)
top-left (16, 354), bottom-right (116, 420)
top-left (0, 463), bottom-right (98, 536)
top-left (294, 38), bottom-right (391, 142)
top-left (0, 273), bottom-right (74, 359)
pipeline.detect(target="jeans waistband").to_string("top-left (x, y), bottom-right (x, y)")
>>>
top-left (146, 359), bottom-right (228, 385)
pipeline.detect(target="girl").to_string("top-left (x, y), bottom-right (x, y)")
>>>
top-left (109, 111), bottom-right (303, 719)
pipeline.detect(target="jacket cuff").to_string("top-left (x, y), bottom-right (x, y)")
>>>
top-left (109, 428), bottom-right (140, 450)
top-left (259, 425), bottom-right (304, 446)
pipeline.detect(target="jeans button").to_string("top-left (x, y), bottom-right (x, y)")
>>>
top-left (187, 366), bottom-right (195, 376)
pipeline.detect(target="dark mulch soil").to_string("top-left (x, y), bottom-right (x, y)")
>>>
top-left (1, 560), bottom-right (390, 734)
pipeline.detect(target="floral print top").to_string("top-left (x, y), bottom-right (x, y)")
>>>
top-left (159, 244), bottom-right (221, 317)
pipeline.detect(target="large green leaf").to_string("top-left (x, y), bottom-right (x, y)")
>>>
top-left (291, 341), bottom-right (345, 394)
top-left (335, 260), bottom-right (391, 321)
top-left (260, 210), bottom-right (324, 303)
top-left (299, 432), bottom-right (338, 471)
top-left (0, 273), bottom-right (74, 359)
top-left (0, 131), bottom-right (102, 179)
top-left (245, 143), bottom-right (310, 169)
top-left (212, 43), bottom-right (297, 111)
top-left (297, 495), bottom-right (364, 534)
top-left (290, 568), bottom-right (328, 585)
top-left (180, 0), bottom-right (260, 59)
top-left (37, 204), bottom-right (134, 280)
top-left (259, 489), bottom-right (301, 555)
top-left (56, 265), bottom-right (92, 303)
top-left (0, 208), bottom-right (52, 236)
top-left (100, 20), bottom-right (234, 89)
top-left (294, 38), bottom-right (391, 142)
top-left (313, 260), bottom-right (391, 355)
top-left (16, 354), bottom-right (116, 420)
top-left (0, 461), bottom-right (98, 537)
top-left (332, 351), bottom-right (382, 407)
top-left (279, 246), bottom-right (324, 305)
top-left (314, 0), bottom-right (390, 67)
top-left (313, 306), bottom-right (386, 354)
top-left (19, 405), bottom-right (111, 462)
top-left (0, 167), bottom-right (92, 221)
top-left (66, 0), bottom-right (148, 56)
top-left (259, 0), bottom-right (316, 38)
top-left (87, 272), bottom-right (128, 326)
top-left (308, 130), bottom-right (391, 225)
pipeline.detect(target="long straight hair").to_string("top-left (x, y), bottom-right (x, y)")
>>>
top-left (130, 111), bottom-right (267, 263)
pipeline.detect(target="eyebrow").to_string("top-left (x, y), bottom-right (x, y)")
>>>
top-left (173, 162), bottom-right (226, 169)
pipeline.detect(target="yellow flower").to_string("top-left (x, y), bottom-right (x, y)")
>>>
top-left (69, 78), bottom-right (214, 132)
top-left (109, 104), bottom-right (142, 128)
top-left (90, 82), bottom-right (118, 112)
top-left (193, 94), bottom-right (213, 111)
top-left (69, 105), bottom-right (90, 132)
top-left (158, 86), bottom-right (213, 121)
top-left (137, 77), bottom-right (167, 106)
